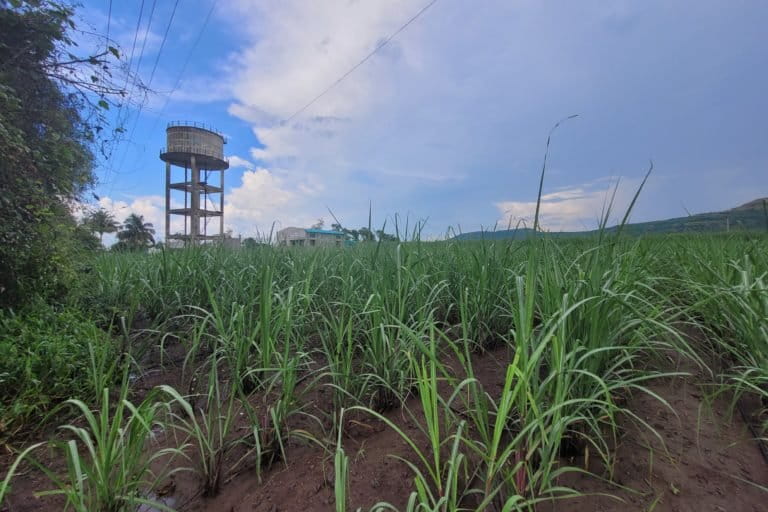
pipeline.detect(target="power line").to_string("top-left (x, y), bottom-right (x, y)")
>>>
top-left (120, 0), bottom-right (147, 94)
top-left (122, 0), bottom-right (220, 201)
top-left (112, 0), bottom-right (180, 180)
top-left (147, 0), bottom-right (181, 87)
top-left (112, 0), bottom-right (218, 199)
top-left (100, 0), bottom-right (145, 189)
top-left (146, 0), bottom-right (220, 200)
top-left (98, 0), bottom-right (113, 95)
top-left (109, 0), bottom-right (160, 190)
top-left (153, 0), bottom-right (220, 124)
top-left (128, 0), bottom-right (158, 91)
top-left (283, 0), bottom-right (441, 124)
top-left (117, 0), bottom-right (159, 135)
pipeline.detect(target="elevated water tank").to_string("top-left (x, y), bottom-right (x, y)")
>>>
top-left (160, 122), bottom-right (229, 246)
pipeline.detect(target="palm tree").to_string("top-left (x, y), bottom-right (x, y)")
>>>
top-left (116, 214), bottom-right (155, 250)
top-left (85, 208), bottom-right (119, 244)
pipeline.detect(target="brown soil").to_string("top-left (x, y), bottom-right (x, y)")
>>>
top-left (2, 344), bottom-right (767, 512)
top-left (542, 374), bottom-right (768, 511)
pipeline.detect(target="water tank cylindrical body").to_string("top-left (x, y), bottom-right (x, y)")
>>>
top-left (160, 124), bottom-right (229, 170)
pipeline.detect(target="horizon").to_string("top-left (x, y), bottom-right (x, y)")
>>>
top-left (79, 0), bottom-right (768, 242)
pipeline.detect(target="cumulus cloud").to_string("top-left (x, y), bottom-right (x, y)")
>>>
top-left (220, 0), bottom-right (446, 171)
top-left (99, 195), bottom-right (164, 230)
top-left (227, 155), bottom-right (254, 169)
top-left (495, 178), bottom-right (640, 232)
top-left (206, 0), bottom-right (458, 230)
top-left (170, 0), bottom-right (766, 234)
top-left (224, 168), bottom-right (318, 236)
top-left (224, 0), bottom-right (418, 122)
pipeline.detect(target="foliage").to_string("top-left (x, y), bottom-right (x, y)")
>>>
top-left (114, 213), bottom-right (155, 251)
top-left (330, 222), bottom-right (398, 242)
top-left (37, 385), bottom-right (181, 512)
top-left (0, 303), bottom-right (113, 438)
top-left (0, 442), bottom-right (44, 504)
top-left (2, 232), bottom-right (768, 509)
top-left (0, 0), bottom-right (130, 307)
top-left (84, 207), bottom-right (119, 245)
top-left (74, 221), bottom-right (102, 251)
top-left (454, 197), bottom-right (768, 240)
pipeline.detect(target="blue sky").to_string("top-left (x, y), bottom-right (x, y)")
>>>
top-left (79, 0), bottom-right (768, 240)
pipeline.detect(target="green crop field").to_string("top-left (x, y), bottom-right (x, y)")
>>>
top-left (2, 231), bottom-right (767, 511)
top-left (2, 2), bottom-right (766, 510)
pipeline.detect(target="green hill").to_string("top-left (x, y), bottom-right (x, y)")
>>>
top-left (454, 198), bottom-right (768, 241)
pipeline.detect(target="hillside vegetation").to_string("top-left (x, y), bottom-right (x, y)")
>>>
top-left (455, 198), bottom-right (768, 240)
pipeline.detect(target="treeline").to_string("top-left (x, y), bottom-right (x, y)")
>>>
top-left (329, 223), bottom-right (399, 242)
top-left (81, 209), bottom-right (157, 251)
top-left (0, 0), bottom-right (131, 307)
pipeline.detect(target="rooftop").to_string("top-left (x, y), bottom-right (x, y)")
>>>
top-left (305, 228), bottom-right (345, 235)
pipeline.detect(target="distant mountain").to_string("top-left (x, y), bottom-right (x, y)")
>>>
top-left (453, 198), bottom-right (768, 241)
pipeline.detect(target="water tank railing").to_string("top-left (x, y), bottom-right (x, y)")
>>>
top-left (160, 145), bottom-right (229, 162)
top-left (167, 121), bottom-right (227, 142)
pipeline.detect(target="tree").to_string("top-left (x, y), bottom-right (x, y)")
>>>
top-left (0, 1), bottom-right (134, 306)
top-left (358, 227), bottom-right (376, 242)
top-left (311, 218), bottom-right (325, 229)
top-left (74, 223), bottom-right (101, 252)
top-left (84, 208), bottom-right (118, 244)
top-left (376, 230), bottom-right (399, 242)
top-left (329, 222), bottom-right (360, 241)
top-left (115, 214), bottom-right (155, 251)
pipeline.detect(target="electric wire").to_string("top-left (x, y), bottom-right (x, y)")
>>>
top-left (150, 0), bottom-right (220, 132)
top-left (112, 0), bottom-right (180, 182)
top-left (111, 0), bottom-right (159, 180)
top-left (100, 0), bottom-right (145, 188)
top-left (283, 0), bottom-right (441, 124)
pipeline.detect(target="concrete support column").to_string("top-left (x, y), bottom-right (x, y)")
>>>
top-left (165, 161), bottom-right (171, 242)
top-left (220, 170), bottom-right (225, 239)
top-left (190, 155), bottom-right (199, 245)
top-left (184, 165), bottom-right (188, 241)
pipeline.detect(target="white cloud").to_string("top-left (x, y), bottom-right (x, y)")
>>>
top-left (99, 195), bottom-right (164, 230)
top-left (186, 0), bottom-right (767, 234)
top-left (220, 0), bottom-right (443, 171)
top-left (207, 0), bottom-right (454, 229)
top-left (224, 0), bottom-right (419, 122)
top-left (224, 168), bottom-right (317, 236)
top-left (495, 178), bottom-right (640, 232)
top-left (227, 155), bottom-right (254, 169)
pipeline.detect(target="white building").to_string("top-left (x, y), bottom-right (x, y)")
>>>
top-left (276, 227), bottom-right (345, 247)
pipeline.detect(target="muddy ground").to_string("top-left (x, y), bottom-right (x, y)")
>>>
top-left (2, 342), bottom-right (767, 512)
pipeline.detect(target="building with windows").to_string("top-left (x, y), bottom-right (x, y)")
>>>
top-left (276, 227), bottom-right (345, 247)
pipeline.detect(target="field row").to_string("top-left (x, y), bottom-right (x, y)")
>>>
top-left (1, 235), bottom-right (767, 511)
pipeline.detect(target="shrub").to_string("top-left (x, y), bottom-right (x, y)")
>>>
top-left (0, 303), bottom-right (113, 437)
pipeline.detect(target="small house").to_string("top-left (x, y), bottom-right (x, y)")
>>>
top-left (276, 227), bottom-right (345, 247)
